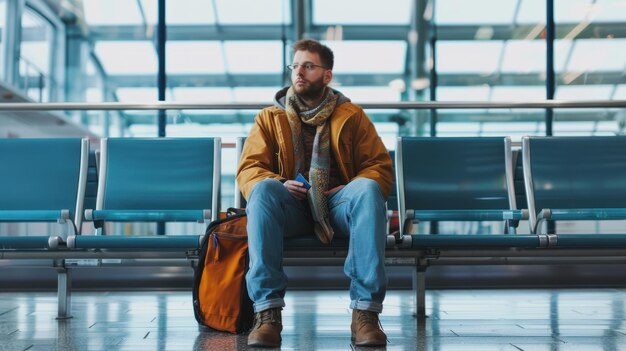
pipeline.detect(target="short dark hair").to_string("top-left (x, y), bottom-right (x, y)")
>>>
top-left (292, 39), bottom-right (334, 70)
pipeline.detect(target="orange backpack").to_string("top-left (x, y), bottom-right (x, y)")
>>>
top-left (193, 209), bottom-right (254, 333)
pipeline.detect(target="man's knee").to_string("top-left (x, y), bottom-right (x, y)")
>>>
top-left (350, 178), bottom-right (385, 204)
top-left (248, 179), bottom-right (288, 204)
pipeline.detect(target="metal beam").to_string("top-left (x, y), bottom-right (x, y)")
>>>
top-left (86, 22), bottom-right (626, 42)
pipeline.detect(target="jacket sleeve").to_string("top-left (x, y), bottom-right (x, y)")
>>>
top-left (236, 111), bottom-right (286, 200)
top-left (351, 110), bottom-right (394, 199)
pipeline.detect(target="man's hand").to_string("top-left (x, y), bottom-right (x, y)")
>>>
top-left (284, 180), bottom-right (308, 200)
top-left (324, 185), bottom-right (345, 197)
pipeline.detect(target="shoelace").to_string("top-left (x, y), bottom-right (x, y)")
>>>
top-left (256, 309), bottom-right (281, 325)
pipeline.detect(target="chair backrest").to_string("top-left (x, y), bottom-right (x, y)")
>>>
top-left (0, 138), bottom-right (89, 230)
top-left (523, 136), bottom-right (626, 228)
top-left (396, 137), bottom-right (517, 231)
top-left (97, 138), bottom-right (221, 218)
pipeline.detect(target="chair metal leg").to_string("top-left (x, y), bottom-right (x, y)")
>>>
top-left (413, 265), bottom-right (427, 318)
top-left (55, 263), bottom-right (73, 320)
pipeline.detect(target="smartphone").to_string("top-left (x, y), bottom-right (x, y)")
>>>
top-left (295, 173), bottom-right (311, 190)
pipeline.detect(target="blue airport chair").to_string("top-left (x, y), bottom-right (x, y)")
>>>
top-left (73, 137), bottom-right (221, 250)
top-left (523, 136), bottom-right (626, 244)
top-left (0, 138), bottom-right (89, 250)
top-left (396, 137), bottom-right (528, 238)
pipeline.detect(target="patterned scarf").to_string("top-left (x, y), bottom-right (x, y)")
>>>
top-left (285, 86), bottom-right (338, 244)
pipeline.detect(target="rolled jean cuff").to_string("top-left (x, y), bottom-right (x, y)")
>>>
top-left (350, 300), bottom-right (383, 313)
top-left (254, 298), bottom-right (286, 313)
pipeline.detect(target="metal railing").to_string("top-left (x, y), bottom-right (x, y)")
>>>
top-left (0, 100), bottom-right (624, 111)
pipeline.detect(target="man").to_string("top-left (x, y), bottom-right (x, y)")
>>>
top-left (237, 39), bottom-right (393, 347)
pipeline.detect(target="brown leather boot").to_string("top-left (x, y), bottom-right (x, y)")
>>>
top-left (351, 309), bottom-right (387, 346)
top-left (247, 308), bottom-right (282, 347)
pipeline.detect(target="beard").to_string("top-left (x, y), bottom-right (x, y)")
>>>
top-left (293, 75), bottom-right (326, 101)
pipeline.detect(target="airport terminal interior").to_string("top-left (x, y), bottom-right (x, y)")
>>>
top-left (1, 0), bottom-right (626, 350)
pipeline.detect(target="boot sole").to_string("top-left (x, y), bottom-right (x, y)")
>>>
top-left (351, 334), bottom-right (387, 346)
top-left (247, 338), bottom-right (282, 347)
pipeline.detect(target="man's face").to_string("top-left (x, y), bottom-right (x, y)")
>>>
top-left (291, 50), bottom-right (332, 99)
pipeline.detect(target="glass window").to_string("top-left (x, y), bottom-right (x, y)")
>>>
top-left (167, 41), bottom-right (225, 74)
top-left (215, 0), bottom-right (291, 25)
top-left (83, 0), bottom-right (144, 26)
top-left (592, 0), bottom-right (626, 23)
top-left (20, 7), bottom-right (54, 102)
top-left (516, 0), bottom-right (547, 24)
top-left (95, 41), bottom-right (157, 75)
top-left (435, 0), bottom-right (517, 25)
top-left (223, 41), bottom-right (283, 73)
top-left (436, 41), bottom-right (503, 74)
top-left (325, 41), bottom-right (406, 74)
top-left (0, 0), bottom-right (5, 79)
top-left (313, 0), bottom-right (411, 25)
top-left (565, 39), bottom-right (626, 73)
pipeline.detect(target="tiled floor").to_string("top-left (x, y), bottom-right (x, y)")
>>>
top-left (1, 289), bottom-right (626, 350)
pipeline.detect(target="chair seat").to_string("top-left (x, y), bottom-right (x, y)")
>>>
top-left (409, 234), bottom-right (542, 249)
top-left (88, 209), bottom-right (210, 222)
top-left (0, 236), bottom-right (53, 250)
top-left (71, 235), bottom-right (202, 250)
top-left (284, 237), bottom-right (350, 250)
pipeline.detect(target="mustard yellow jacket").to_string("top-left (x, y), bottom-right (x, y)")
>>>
top-left (236, 101), bottom-right (393, 201)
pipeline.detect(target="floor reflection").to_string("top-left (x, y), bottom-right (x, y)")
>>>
top-left (0, 289), bottom-right (626, 350)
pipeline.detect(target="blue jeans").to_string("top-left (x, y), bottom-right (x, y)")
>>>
top-left (245, 177), bottom-right (388, 313)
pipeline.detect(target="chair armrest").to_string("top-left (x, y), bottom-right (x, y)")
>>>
top-left (409, 209), bottom-right (528, 222)
top-left (0, 210), bottom-right (70, 222)
top-left (536, 208), bottom-right (626, 234)
top-left (85, 209), bottom-right (211, 223)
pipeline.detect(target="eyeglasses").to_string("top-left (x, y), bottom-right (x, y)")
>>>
top-left (286, 62), bottom-right (328, 71)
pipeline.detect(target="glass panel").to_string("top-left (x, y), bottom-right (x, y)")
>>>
top-left (555, 0), bottom-right (626, 135)
top-left (20, 7), bottom-right (53, 102)
top-left (516, 0), bottom-right (547, 24)
top-left (233, 87), bottom-right (282, 102)
top-left (95, 41), bottom-right (157, 75)
top-left (167, 41), bottom-right (225, 74)
top-left (167, 0), bottom-right (214, 25)
top-left (223, 41), bottom-right (283, 73)
top-left (83, 0), bottom-right (143, 26)
top-left (434, 2), bottom-right (546, 138)
top-left (501, 41), bottom-right (547, 73)
top-left (614, 85), bottom-right (626, 100)
top-left (313, 0), bottom-right (411, 25)
top-left (436, 41), bottom-right (503, 74)
top-left (592, 0), bottom-right (626, 23)
top-left (337, 86), bottom-right (401, 102)
top-left (216, 0), bottom-right (291, 24)
top-left (325, 41), bottom-right (406, 74)
top-left (0, 0), bottom-right (5, 79)
top-left (490, 86), bottom-right (545, 101)
top-left (171, 87), bottom-right (232, 102)
top-left (116, 88), bottom-right (172, 102)
top-left (554, 0), bottom-right (593, 23)
top-left (555, 85), bottom-right (614, 100)
top-left (435, 0), bottom-right (517, 25)
top-left (565, 39), bottom-right (626, 73)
